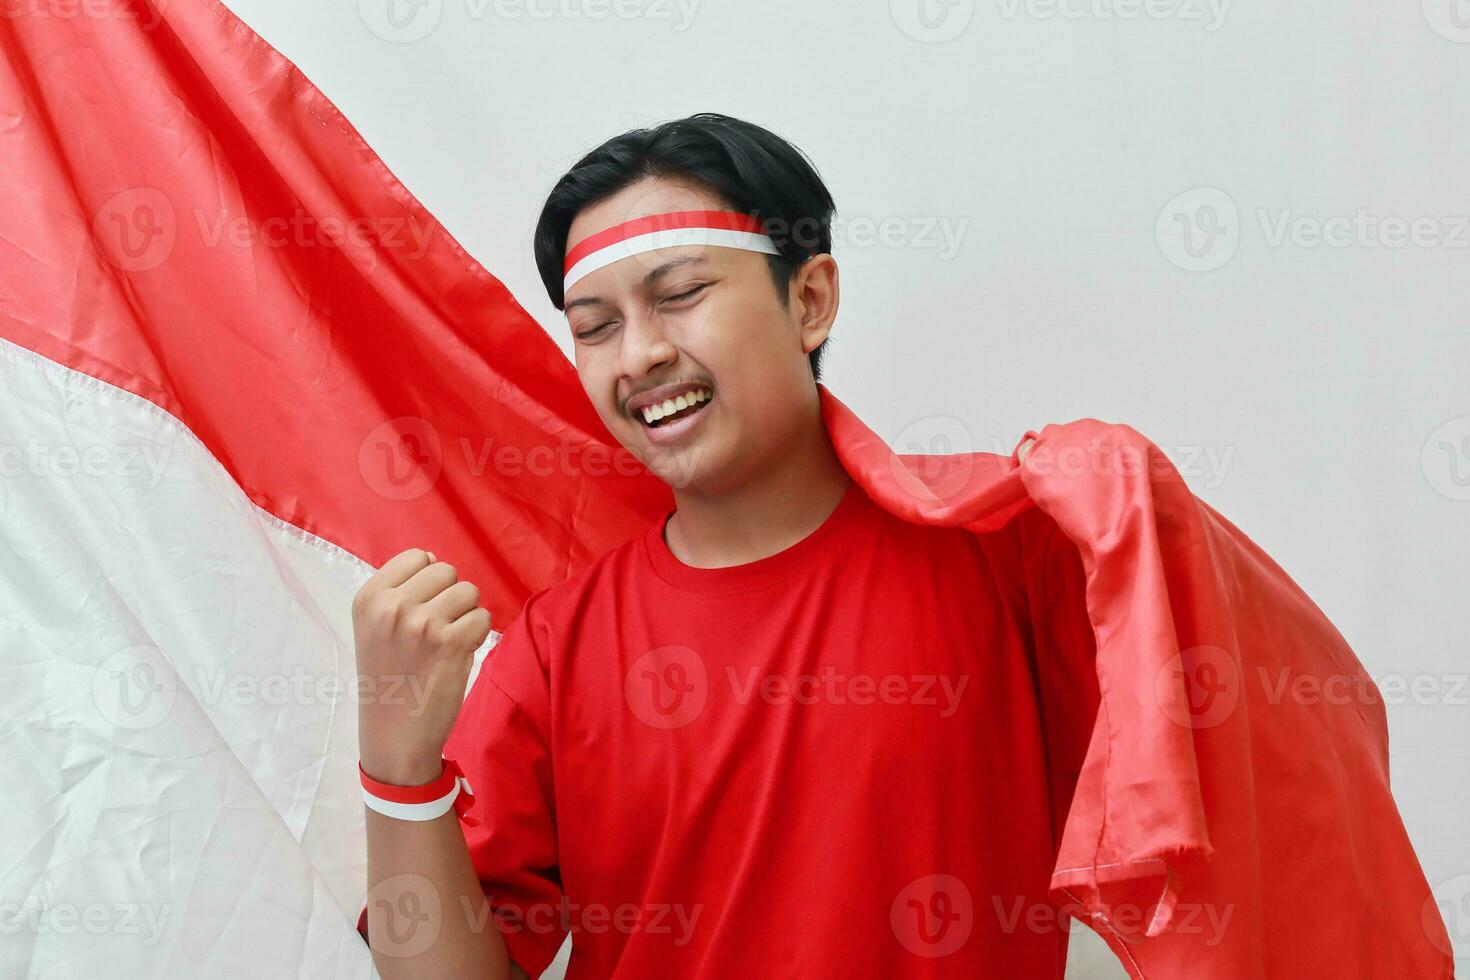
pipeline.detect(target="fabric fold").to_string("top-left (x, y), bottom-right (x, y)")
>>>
top-left (823, 392), bottom-right (1451, 977)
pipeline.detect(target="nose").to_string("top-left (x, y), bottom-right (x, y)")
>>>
top-left (617, 309), bottom-right (678, 391)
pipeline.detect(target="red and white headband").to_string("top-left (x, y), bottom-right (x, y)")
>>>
top-left (563, 209), bottom-right (779, 294)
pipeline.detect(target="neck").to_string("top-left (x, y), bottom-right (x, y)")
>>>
top-left (664, 403), bottom-right (852, 569)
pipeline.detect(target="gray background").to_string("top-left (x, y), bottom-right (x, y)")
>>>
top-left (217, 1), bottom-right (1470, 974)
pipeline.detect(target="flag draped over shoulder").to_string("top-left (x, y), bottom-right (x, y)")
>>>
top-left (0, 2), bottom-right (1450, 978)
top-left (824, 398), bottom-right (1455, 978)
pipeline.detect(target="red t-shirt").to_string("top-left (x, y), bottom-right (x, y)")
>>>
top-left (440, 478), bottom-right (1073, 977)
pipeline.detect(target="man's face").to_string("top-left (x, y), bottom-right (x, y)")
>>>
top-left (562, 176), bottom-right (836, 494)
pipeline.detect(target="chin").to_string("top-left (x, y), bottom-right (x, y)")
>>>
top-left (616, 406), bottom-right (730, 493)
top-left (643, 443), bottom-right (716, 493)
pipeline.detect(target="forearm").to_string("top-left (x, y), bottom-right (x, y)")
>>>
top-left (353, 549), bottom-right (528, 978)
top-left (363, 768), bottom-right (518, 980)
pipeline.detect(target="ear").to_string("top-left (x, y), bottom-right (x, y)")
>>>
top-left (792, 253), bottom-right (839, 355)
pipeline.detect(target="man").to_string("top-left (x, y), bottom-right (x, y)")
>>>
top-left (353, 113), bottom-right (1090, 977)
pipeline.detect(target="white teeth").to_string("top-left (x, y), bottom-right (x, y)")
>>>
top-left (639, 387), bottom-right (712, 427)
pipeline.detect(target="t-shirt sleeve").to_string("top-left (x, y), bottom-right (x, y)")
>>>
top-left (1022, 507), bottom-right (1101, 855)
top-left (989, 506), bottom-right (1101, 858)
top-left (444, 594), bottom-right (568, 977)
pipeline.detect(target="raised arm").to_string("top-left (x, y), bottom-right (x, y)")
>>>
top-left (353, 547), bottom-right (522, 979)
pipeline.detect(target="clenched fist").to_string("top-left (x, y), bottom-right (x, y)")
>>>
top-left (352, 548), bottom-right (493, 786)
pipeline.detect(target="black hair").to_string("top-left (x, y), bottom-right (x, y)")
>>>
top-left (533, 112), bottom-right (837, 382)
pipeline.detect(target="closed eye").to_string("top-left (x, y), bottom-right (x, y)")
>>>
top-left (576, 284), bottom-right (706, 339)
top-left (664, 284), bottom-right (707, 303)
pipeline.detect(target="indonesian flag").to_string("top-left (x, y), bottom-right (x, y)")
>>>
top-left (0, 3), bottom-right (1452, 979)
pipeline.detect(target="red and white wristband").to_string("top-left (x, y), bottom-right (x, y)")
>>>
top-left (359, 758), bottom-right (479, 827)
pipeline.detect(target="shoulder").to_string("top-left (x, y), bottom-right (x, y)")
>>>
top-left (511, 521), bottom-right (656, 632)
top-left (854, 485), bottom-right (1023, 583)
top-left (471, 527), bottom-right (652, 714)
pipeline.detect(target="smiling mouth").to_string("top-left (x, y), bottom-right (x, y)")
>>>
top-left (638, 387), bottom-right (713, 428)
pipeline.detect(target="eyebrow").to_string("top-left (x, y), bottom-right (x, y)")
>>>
top-left (564, 254), bottom-right (707, 311)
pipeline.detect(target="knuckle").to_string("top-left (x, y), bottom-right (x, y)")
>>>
top-left (403, 608), bottom-right (433, 638)
top-left (357, 592), bottom-right (390, 622)
top-left (468, 607), bottom-right (491, 635)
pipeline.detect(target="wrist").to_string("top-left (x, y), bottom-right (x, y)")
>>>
top-left (359, 753), bottom-right (445, 787)
top-left (359, 755), bottom-right (480, 828)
